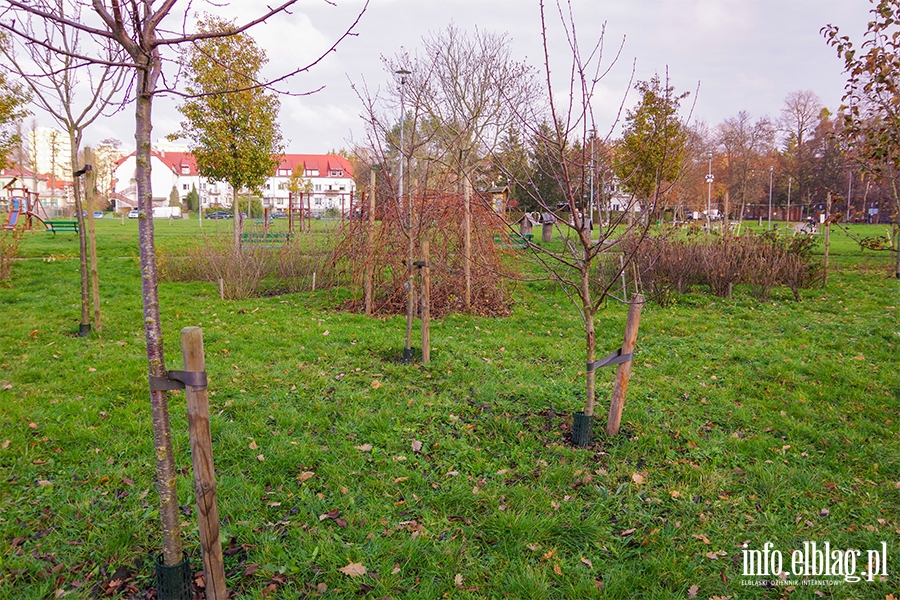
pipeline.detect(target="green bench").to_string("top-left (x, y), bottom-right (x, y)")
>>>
top-left (240, 232), bottom-right (292, 247)
top-left (45, 221), bottom-right (79, 235)
top-left (493, 232), bottom-right (533, 249)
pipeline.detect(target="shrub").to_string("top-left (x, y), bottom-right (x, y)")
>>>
top-left (0, 228), bottom-right (22, 282)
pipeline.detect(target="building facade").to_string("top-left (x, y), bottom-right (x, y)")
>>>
top-left (112, 147), bottom-right (356, 215)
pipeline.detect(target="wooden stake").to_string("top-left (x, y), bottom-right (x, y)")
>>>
top-left (312, 271), bottom-right (316, 292)
top-left (463, 178), bottom-right (472, 311)
top-left (218, 278), bottom-right (224, 300)
top-left (606, 294), bottom-right (644, 436)
top-left (180, 327), bottom-right (227, 600)
top-left (365, 170), bottom-right (376, 316)
top-left (421, 240), bottom-right (431, 363)
top-left (824, 191), bottom-right (832, 286)
top-left (84, 147), bottom-right (102, 332)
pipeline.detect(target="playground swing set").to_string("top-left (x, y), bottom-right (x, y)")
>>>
top-left (3, 180), bottom-right (79, 235)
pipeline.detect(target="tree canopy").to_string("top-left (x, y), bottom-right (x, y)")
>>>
top-left (175, 16), bottom-right (284, 200)
top-left (615, 74), bottom-right (689, 205)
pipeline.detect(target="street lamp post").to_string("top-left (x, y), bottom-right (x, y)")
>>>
top-left (396, 68), bottom-right (414, 363)
top-left (705, 151), bottom-right (714, 231)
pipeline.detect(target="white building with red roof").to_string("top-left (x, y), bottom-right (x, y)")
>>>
top-left (112, 146), bottom-right (356, 215)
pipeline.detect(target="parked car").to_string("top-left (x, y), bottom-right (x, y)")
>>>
top-left (127, 209), bottom-right (139, 219)
top-left (271, 211), bottom-right (288, 219)
top-left (205, 211), bottom-right (232, 219)
top-left (93, 211), bottom-right (104, 219)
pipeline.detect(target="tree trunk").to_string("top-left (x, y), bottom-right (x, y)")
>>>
top-left (135, 70), bottom-right (183, 567)
top-left (365, 170), bottom-right (376, 316)
top-left (69, 130), bottom-right (90, 336)
top-left (581, 263), bottom-right (596, 416)
top-left (232, 188), bottom-right (241, 250)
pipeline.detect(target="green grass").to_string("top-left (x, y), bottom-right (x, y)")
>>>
top-left (0, 218), bottom-right (898, 599)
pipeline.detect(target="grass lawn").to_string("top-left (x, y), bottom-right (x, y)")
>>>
top-left (0, 218), bottom-right (898, 599)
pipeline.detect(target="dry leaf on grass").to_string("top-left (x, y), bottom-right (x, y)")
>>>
top-left (580, 557), bottom-right (593, 569)
top-left (631, 473), bottom-right (645, 484)
top-left (249, 440), bottom-right (258, 450)
top-left (297, 471), bottom-right (315, 482)
top-left (687, 584), bottom-right (699, 598)
top-left (354, 444), bottom-right (373, 452)
top-left (338, 562), bottom-right (366, 578)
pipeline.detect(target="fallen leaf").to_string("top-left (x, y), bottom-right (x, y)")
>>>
top-left (322, 330), bottom-right (330, 336)
top-left (631, 473), bottom-right (645, 484)
top-left (262, 583), bottom-right (278, 596)
top-left (256, 454), bottom-right (265, 461)
top-left (692, 534), bottom-right (711, 545)
top-left (37, 479), bottom-right (53, 486)
top-left (688, 584), bottom-right (699, 598)
top-left (527, 543), bottom-right (541, 551)
top-left (454, 573), bottom-right (463, 587)
top-left (394, 477), bottom-right (408, 484)
top-left (338, 562), bottom-right (366, 578)
top-left (619, 528), bottom-right (637, 537)
top-left (243, 564), bottom-right (259, 576)
top-left (28, 422), bottom-right (37, 429)
top-left (541, 549), bottom-right (555, 561)
top-left (1, 382), bottom-right (11, 390)
top-left (371, 379), bottom-right (382, 389)
top-left (391, 563), bottom-right (400, 575)
top-left (249, 440), bottom-right (258, 450)
top-left (819, 508), bottom-right (830, 517)
top-left (1, 440), bottom-right (9, 449)
top-left (297, 471), bottom-right (315, 482)
top-left (267, 502), bottom-right (281, 507)
top-left (670, 490), bottom-right (681, 498)
top-left (580, 557), bottom-right (593, 569)
top-left (355, 444), bottom-right (373, 452)
top-left (553, 563), bottom-right (562, 575)
top-left (411, 440), bottom-right (422, 453)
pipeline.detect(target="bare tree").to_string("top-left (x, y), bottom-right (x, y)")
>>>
top-left (717, 110), bottom-right (775, 225)
top-left (1, 0), bottom-right (366, 568)
top-left (2, 0), bottom-right (127, 335)
top-left (780, 90), bottom-right (823, 210)
top-left (490, 0), bottom-right (688, 440)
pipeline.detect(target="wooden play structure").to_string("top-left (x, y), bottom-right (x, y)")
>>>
top-left (3, 180), bottom-right (50, 231)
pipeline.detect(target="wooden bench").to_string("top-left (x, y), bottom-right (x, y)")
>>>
top-left (240, 232), bottom-right (292, 247)
top-left (493, 232), bottom-right (533, 248)
top-left (45, 221), bottom-right (79, 235)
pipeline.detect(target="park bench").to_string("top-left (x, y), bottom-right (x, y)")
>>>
top-left (45, 220), bottom-right (79, 235)
top-left (493, 232), bottom-right (533, 249)
top-left (240, 232), bottom-right (292, 247)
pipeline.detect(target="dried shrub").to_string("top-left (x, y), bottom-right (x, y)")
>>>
top-left (332, 190), bottom-right (516, 317)
top-left (0, 228), bottom-right (23, 282)
top-left (275, 237), bottom-right (335, 293)
top-left (157, 236), bottom-right (270, 299)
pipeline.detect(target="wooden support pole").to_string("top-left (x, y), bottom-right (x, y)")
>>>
top-left (180, 327), bottom-right (227, 600)
top-left (463, 178), bottom-right (472, 311)
top-left (421, 240), bottom-right (431, 363)
top-left (606, 294), bottom-right (644, 436)
top-left (824, 191), bottom-right (832, 286)
top-left (365, 170), bottom-right (376, 316)
top-left (84, 147), bottom-right (102, 332)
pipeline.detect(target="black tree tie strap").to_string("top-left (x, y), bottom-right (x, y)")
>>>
top-left (149, 370), bottom-right (208, 392)
top-left (586, 348), bottom-right (633, 372)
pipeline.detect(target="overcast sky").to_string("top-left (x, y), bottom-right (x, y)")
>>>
top-left (73, 0), bottom-right (874, 153)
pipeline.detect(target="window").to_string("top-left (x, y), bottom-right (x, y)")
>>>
top-left (278, 182), bottom-right (288, 190)
top-left (306, 169), bottom-right (319, 177)
top-left (330, 170), bottom-right (343, 177)
top-left (314, 198), bottom-right (321, 206)
top-left (314, 184), bottom-right (321, 191)
top-left (278, 169), bottom-right (289, 176)
top-left (181, 165), bottom-right (190, 174)
top-left (199, 182), bottom-right (206, 191)
top-left (339, 185), bottom-right (346, 191)
top-left (183, 184), bottom-right (189, 191)
top-left (265, 183), bottom-right (271, 190)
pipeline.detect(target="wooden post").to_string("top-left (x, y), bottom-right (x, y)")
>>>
top-left (84, 147), bottom-right (102, 332)
top-left (180, 327), bottom-right (227, 600)
top-left (542, 218), bottom-right (553, 243)
top-left (723, 190), bottom-right (730, 238)
top-left (288, 192), bottom-right (294, 235)
top-left (218, 278), bottom-right (224, 300)
top-left (606, 294), bottom-right (644, 436)
top-left (463, 178), bottom-right (472, 311)
top-left (312, 271), bottom-right (316, 292)
top-left (365, 170), bottom-right (376, 316)
top-left (421, 240), bottom-right (431, 363)
top-left (824, 191), bottom-right (832, 286)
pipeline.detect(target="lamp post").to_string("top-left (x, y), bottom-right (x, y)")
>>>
top-left (705, 151), bottom-right (714, 231)
top-left (768, 165), bottom-right (774, 230)
top-left (396, 68), bottom-right (414, 363)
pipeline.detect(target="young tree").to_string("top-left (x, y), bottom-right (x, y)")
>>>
top-left (824, 0), bottom-right (900, 274)
top-left (1, 0), bottom-right (366, 571)
top-left (2, 3), bottom-right (127, 336)
top-left (614, 74), bottom-right (690, 223)
top-left (174, 16), bottom-right (284, 249)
